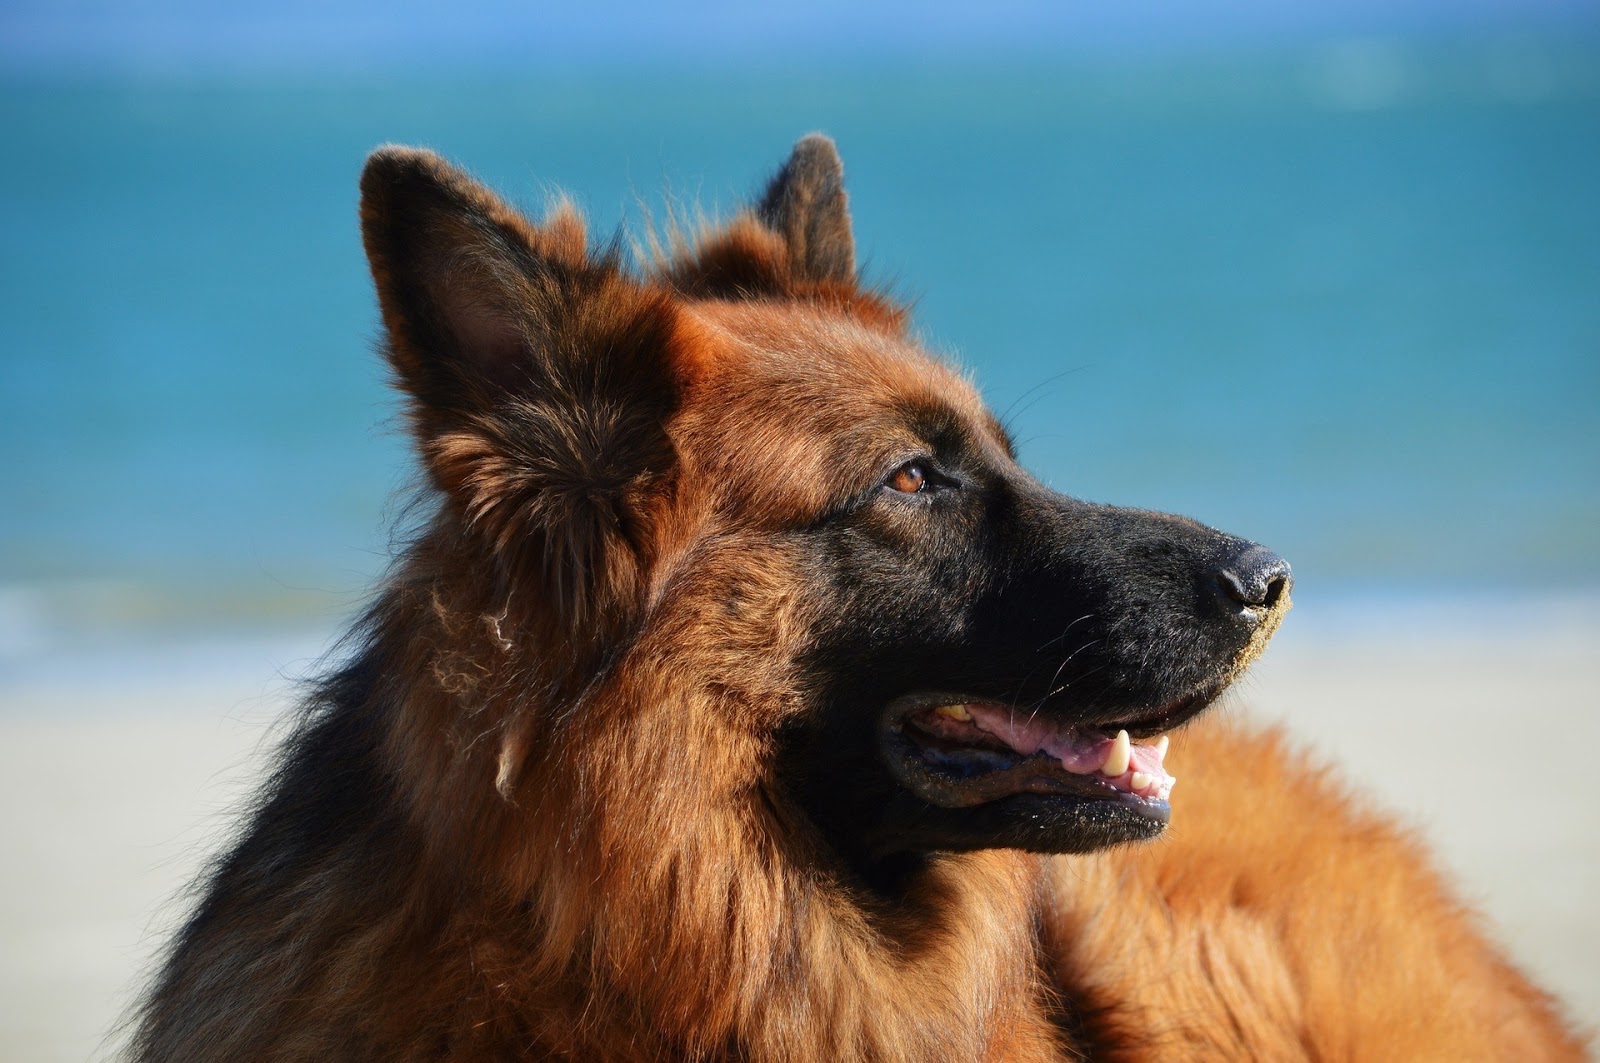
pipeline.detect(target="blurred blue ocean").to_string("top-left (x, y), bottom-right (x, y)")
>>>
top-left (2, 38), bottom-right (1598, 650)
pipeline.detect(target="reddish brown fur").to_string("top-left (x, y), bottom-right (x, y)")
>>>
top-left (131, 143), bottom-right (1587, 1061)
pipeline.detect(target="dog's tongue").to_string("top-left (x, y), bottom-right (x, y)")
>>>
top-left (963, 704), bottom-right (1175, 801)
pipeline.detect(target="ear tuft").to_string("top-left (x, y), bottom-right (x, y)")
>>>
top-left (757, 133), bottom-right (855, 285)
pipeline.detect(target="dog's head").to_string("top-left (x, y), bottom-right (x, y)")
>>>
top-left (360, 135), bottom-right (1290, 885)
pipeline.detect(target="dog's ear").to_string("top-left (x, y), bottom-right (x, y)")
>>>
top-left (360, 146), bottom-right (664, 426)
top-left (667, 133), bottom-right (906, 333)
top-left (757, 133), bottom-right (855, 284)
top-left (360, 146), bottom-right (681, 627)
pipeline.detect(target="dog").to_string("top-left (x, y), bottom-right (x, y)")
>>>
top-left (130, 135), bottom-right (1585, 1060)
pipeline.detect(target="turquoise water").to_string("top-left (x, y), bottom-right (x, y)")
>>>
top-left (2, 43), bottom-right (1597, 638)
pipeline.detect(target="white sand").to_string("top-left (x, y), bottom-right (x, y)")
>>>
top-left (1, 597), bottom-right (1595, 1060)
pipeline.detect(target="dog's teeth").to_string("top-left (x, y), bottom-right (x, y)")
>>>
top-left (1102, 730), bottom-right (1132, 777)
top-left (934, 704), bottom-right (974, 723)
top-left (1130, 771), bottom-right (1152, 792)
top-left (1155, 735), bottom-right (1169, 761)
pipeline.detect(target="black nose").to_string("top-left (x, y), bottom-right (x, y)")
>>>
top-left (1214, 545), bottom-right (1292, 610)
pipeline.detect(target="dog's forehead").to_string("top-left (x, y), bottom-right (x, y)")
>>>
top-left (681, 301), bottom-right (994, 431)
top-left (668, 300), bottom-right (1010, 521)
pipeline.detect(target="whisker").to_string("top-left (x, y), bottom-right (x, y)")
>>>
top-left (1036, 613), bottom-right (1095, 654)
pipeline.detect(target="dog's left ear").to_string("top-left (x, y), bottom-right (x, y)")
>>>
top-left (669, 134), bottom-right (886, 310)
top-left (757, 133), bottom-right (855, 284)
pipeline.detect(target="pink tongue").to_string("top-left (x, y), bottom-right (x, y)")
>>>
top-left (962, 704), bottom-right (1175, 799)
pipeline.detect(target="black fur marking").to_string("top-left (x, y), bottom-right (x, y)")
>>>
top-left (778, 435), bottom-right (1279, 879)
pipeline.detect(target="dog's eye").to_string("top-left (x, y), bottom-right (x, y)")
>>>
top-left (887, 462), bottom-right (928, 494)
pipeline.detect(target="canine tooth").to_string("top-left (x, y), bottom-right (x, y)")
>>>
top-left (1155, 735), bottom-right (1169, 761)
top-left (1130, 772), bottom-right (1152, 791)
top-left (934, 704), bottom-right (973, 723)
top-left (1102, 730), bottom-right (1131, 777)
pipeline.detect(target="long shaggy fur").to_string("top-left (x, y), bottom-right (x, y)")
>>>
top-left (130, 137), bottom-right (1586, 1062)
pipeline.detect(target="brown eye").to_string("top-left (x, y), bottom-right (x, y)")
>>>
top-left (888, 462), bottom-right (927, 494)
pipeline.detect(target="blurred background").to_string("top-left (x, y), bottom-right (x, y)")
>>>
top-left (2, 2), bottom-right (1597, 1059)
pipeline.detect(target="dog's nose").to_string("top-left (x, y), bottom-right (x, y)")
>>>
top-left (1214, 545), bottom-right (1292, 611)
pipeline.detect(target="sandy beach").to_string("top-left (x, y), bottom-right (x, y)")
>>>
top-left (1, 595), bottom-right (1595, 1060)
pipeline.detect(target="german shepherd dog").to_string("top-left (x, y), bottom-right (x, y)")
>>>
top-left (131, 136), bottom-right (1584, 1060)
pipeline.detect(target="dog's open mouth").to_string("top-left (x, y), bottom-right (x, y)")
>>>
top-left (880, 692), bottom-right (1212, 823)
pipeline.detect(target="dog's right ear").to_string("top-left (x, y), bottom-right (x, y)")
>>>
top-left (360, 147), bottom-right (682, 625)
